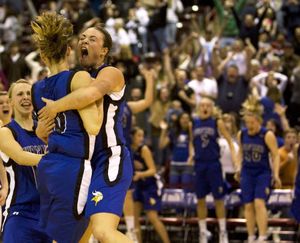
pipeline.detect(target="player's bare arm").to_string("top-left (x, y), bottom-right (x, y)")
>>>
top-left (0, 127), bottom-right (42, 166)
top-left (38, 67), bottom-right (124, 121)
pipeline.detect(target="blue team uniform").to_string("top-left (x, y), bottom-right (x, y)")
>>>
top-left (1, 120), bottom-right (51, 243)
top-left (32, 71), bottom-right (93, 242)
top-left (240, 127), bottom-right (272, 203)
top-left (168, 130), bottom-right (193, 189)
top-left (192, 117), bottom-right (225, 199)
top-left (85, 65), bottom-right (133, 218)
top-left (133, 145), bottom-right (163, 210)
top-left (291, 146), bottom-right (300, 222)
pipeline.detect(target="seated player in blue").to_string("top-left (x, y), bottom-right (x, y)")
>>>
top-left (30, 12), bottom-right (102, 243)
top-left (188, 97), bottom-right (238, 243)
top-left (38, 24), bottom-right (133, 243)
top-left (236, 95), bottom-right (281, 243)
top-left (131, 127), bottom-right (170, 243)
top-left (0, 80), bottom-right (52, 243)
top-left (159, 112), bottom-right (193, 191)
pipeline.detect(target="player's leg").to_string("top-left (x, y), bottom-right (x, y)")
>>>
top-left (254, 172), bottom-right (271, 241)
top-left (244, 203), bottom-right (256, 241)
top-left (146, 210), bottom-right (170, 243)
top-left (123, 189), bottom-right (138, 243)
top-left (133, 201), bottom-right (143, 243)
top-left (209, 162), bottom-right (228, 243)
top-left (90, 212), bottom-right (133, 243)
top-left (195, 163), bottom-right (209, 243)
top-left (241, 170), bottom-right (256, 242)
top-left (254, 199), bottom-right (268, 241)
top-left (79, 222), bottom-right (92, 243)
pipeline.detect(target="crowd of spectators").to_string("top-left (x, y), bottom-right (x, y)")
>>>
top-left (0, 0), bottom-right (300, 195)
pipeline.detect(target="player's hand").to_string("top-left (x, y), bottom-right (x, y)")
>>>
top-left (234, 170), bottom-right (240, 183)
top-left (187, 156), bottom-right (194, 166)
top-left (133, 172), bottom-right (142, 181)
top-left (273, 176), bottom-right (282, 189)
top-left (36, 117), bottom-right (55, 142)
top-left (139, 65), bottom-right (157, 80)
top-left (0, 187), bottom-right (8, 206)
top-left (38, 98), bottom-right (57, 121)
top-left (159, 120), bottom-right (168, 130)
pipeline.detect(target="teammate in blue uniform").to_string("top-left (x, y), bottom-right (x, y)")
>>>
top-left (236, 96), bottom-right (281, 243)
top-left (30, 12), bottom-right (102, 242)
top-left (0, 79), bottom-right (52, 243)
top-left (131, 127), bottom-right (170, 243)
top-left (188, 97), bottom-right (237, 243)
top-left (159, 112), bottom-right (193, 190)
top-left (39, 25), bottom-right (134, 243)
top-left (122, 67), bottom-right (154, 242)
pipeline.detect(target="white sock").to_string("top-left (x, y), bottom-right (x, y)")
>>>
top-left (248, 235), bottom-right (256, 242)
top-left (218, 218), bottom-right (226, 232)
top-left (257, 235), bottom-right (267, 241)
top-left (198, 219), bottom-right (207, 233)
top-left (125, 216), bottom-right (135, 232)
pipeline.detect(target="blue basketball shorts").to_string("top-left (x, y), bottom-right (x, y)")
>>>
top-left (240, 168), bottom-right (272, 204)
top-left (37, 153), bottom-right (91, 243)
top-left (85, 145), bottom-right (133, 217)
top-left (194, 162), bottom-right (225, 200)
top-left (3, 215), bottom-right (52, 243)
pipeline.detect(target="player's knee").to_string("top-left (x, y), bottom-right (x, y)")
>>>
top-left (254, 199), bottom-right (266, 211)
top-left (92, 226), bottom-right (111, 242)
top-left (245, 203), bottom-right (254, 212)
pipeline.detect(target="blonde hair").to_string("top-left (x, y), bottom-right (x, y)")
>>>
top-left (240, 95), bottom-right (264, 120)
top-left (8, 79), bottom-right (31, 98)
top-left (31, 11), bottom-right (73, 62)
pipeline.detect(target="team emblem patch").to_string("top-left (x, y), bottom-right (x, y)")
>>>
top-left (265, 187), bottom-right (270, 196)
top-left (91, 191), bottom-right (103, 206)
top-left (218, 187), bottom-right (223, 194)
top-left (149, 197), bottom-right (156, 205)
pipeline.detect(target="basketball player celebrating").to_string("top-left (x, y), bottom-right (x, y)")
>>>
top-left (39, 25), bottom-right (134, 243)
top-left (0, 80), bottom-right (52, 243)
top-left (188, 97), bottom-right (237, 243)
top-left (31, 12), bottom-right (102, 242)
top-left (236, 95), bottom-right (281, 243)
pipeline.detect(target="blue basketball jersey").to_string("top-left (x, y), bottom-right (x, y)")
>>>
top-left (89, 65), bottom-right (127, 187)
top-left (32, 70), bottom-right (95, 159)
top-left (241, 127), bottom-right (270, 171)
top-left (192, 117), bottom-right (220, 162)
top-left (1, 119), bottom-right (47, 230)
top-left (133, 145), bottom-right (156, 186)
top-left (169, 130), bottom-right (189, 162)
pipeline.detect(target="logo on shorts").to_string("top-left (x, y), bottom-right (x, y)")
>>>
top-left (91, 191), bottom-right (103, 206)
top-left (265, 187), bottom-right (270, 196)
top-left (218, 187), bottom-right (223, 194)
top-left (149, 197), bottom-right (156, 205)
